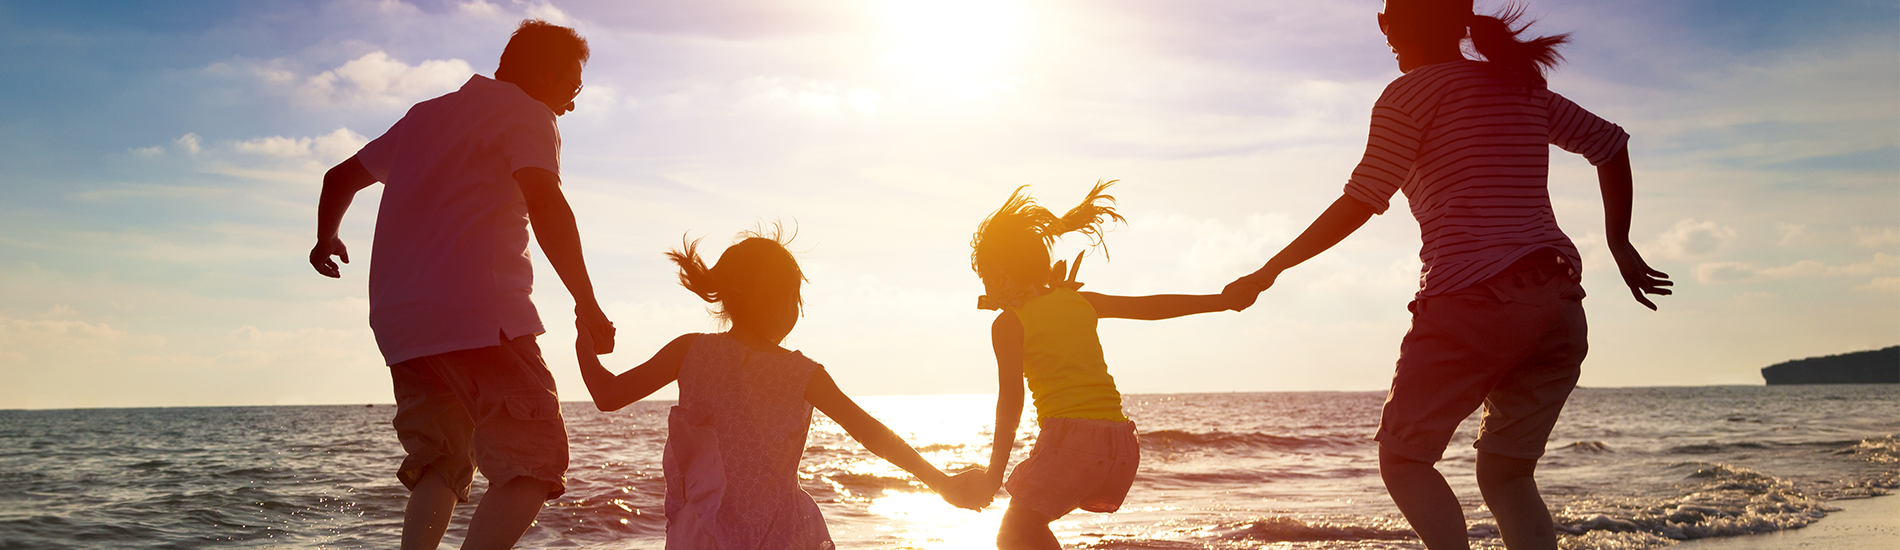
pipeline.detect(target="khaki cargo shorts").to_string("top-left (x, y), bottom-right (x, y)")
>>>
top-left (389, 334), bottom-right (568, 502)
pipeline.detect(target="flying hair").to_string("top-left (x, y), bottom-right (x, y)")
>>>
top-left (666, 222), bottom-right (805, 327)
top-left (1467, 2), bottom-right (1571, 87)
top-left (970, 180), bottom-right (1126, 286)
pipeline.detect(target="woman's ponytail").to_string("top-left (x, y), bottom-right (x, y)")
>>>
top-left (1466, 4), bottom-right (1570, 87)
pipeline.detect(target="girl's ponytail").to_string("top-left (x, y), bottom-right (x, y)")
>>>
top-left (1051, 180), bottom-right (1127, 249)
top-left (667, 236), bottom-right (721, 305)
top-left (1466, 4), bottom-right (1570, 87)
top-left (668, 227), bottom-right (805, 326)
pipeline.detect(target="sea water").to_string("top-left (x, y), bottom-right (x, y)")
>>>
top-left (0, 385), bottom-right (1894, 549)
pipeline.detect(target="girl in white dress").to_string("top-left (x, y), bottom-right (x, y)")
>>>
top-left (576, 228), bottom-right (988, 549)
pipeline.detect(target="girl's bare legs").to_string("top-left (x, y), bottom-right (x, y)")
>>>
top-left (997, 505), bottom-right (1061, 550)
top-left (1476, 452), bottom-right (1558, 550)
top-left (1379, 447), bottom-right (1470, 550)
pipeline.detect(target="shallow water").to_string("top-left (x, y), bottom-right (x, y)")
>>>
top-left (0, 385), bottom-right (1894, 549)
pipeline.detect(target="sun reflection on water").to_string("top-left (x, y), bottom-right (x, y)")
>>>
top-left (808, 393), bottom-right (1035, 548)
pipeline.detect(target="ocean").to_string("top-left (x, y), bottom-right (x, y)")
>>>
top-left (1, 385), bottom-right (1894, 549)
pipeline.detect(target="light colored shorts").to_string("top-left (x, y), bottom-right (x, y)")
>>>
top-left (390, 333), bottom-right (568, 502)
top-left (1005, 417), bottom-right (1140, 520)
top-left (1376, 256), bottom-right (1588, 464)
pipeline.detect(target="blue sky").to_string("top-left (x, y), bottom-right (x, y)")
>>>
top-left (0, 0), bottom-right (1894, 409)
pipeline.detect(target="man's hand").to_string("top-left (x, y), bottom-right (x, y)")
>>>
top-left (578, 303), bottom-right (615, 354)
top-left (1609, 242), bottom-right (1672, 310)
top-left (309, 237), bottom-right (350, 278)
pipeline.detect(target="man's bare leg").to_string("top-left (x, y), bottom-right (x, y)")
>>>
top-left (402, 469), bottom-right (459, 550)
top-left (461, 476), bottom-right (556, 550)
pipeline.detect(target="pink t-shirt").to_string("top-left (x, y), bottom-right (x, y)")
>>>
top-left (355, 75), bottom-right (561, 365)
top-left (1343, 60), bottom-right (1629, 298)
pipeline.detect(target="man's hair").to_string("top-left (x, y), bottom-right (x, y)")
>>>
top-left (495, 19), bottom-right (590, 82)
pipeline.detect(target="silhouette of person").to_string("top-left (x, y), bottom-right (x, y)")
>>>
top-left (1225, 1), bottom-right (1671, 548)
top-left (307, 19), bottom-right (611, 550)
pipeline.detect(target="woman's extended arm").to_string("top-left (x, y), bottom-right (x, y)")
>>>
top-left (1226, 194), bottom-right (1377, 294)
top-left (576, 328), bottom-right (694, 412)
top-left (1596, 146), bottom-right (1673, 309)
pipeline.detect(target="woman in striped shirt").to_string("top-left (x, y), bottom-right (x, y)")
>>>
top-left (1226, 1), bottom-right (1672, 548)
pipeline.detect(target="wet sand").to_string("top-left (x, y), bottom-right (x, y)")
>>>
top-left (1672, 494), bottom-right (1899, 550)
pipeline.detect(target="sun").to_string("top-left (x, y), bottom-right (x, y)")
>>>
top-left (880, 0), bottom-right (1027, 86)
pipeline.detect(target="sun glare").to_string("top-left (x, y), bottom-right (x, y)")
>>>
top-left (880, 0), bottom-right (1027, 93)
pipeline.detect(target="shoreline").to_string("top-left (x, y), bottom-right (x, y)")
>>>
top-left (1670, 494), bottom-right (1899, 549)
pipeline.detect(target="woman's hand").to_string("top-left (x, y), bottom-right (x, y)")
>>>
top-left (1609, 242), bottom-right (1672, 310)
top-left (937, 468), bottom-right (995, 510)
top-left (1224, 268), bottom-right (1279, 297)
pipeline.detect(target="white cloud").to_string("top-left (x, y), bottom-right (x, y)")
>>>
top-left (298, 51), bottom-right (474, 108)
top-left (1855, 227), bottom-right (1900, 249)
top-left (1648, 218), bottom-right (1735, 259)
top-left (458, 0), bottom-right (574, 25)
top-left (175, 133), bottom-right (202, 155)
top-left (1860, 277), bottom-right (1900, 293)
top-left (222, 51), bottom-right (472, 110)
top-left (1776, 222), bottom-right (1807, 246)
top-left (1696, 253), bottom-right (1900, 288)
top-left (233, 128), bottom-right (368, 164)
top-left (124, 133), bottom-right (205, 159)
top-left (733, 77), bottom-right (888, 117)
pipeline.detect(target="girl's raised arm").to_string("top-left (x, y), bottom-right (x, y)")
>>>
top-left (805, 370), bottom-right (987, 509)
top-left (576, 328), bottom-right (695, 412)
top-left (1080, 292), bottom-right (1250, 320)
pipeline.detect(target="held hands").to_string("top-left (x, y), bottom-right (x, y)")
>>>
top-left (1221, 268), bottom-right (1278, 310)
top-left (576, 304), bottom-right (615, 354)
top-left (1609, 242), bottom-right (1673, 310)
top-left (935, 468), bottom-right (995, 511)
top-left (574, 319), bottom-right (600, 357)
top-left (309, 237), bottom-right (349, 278)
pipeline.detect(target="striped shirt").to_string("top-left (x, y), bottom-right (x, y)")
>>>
top-left (1343, 60), bottom-right (1629, 297)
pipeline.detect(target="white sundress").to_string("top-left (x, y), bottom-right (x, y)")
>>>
top-left (663, 332), bottom-right (834, 550)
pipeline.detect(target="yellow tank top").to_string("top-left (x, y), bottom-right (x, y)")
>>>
top-left (1011, 288), bottom-right (1128, 422)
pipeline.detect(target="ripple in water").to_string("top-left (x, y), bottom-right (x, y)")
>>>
top-left (0, 386), bottom-right (1892, 549)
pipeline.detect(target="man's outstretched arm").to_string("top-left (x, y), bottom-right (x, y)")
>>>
top-left (310, 155), bottom-right (377, 278)
top-left (515, 167), bottom-right (615, 354)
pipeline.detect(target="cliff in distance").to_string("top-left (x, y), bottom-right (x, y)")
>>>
top-left (1760, 346), bottom-right (1899, 385)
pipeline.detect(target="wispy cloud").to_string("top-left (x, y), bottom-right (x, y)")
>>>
top-left (1647, 218), bottom-right (1737, 260)
top-left (1695, 252), bottom-right (1899, 289)
top-left (226, 52), bottom-right (474, 110)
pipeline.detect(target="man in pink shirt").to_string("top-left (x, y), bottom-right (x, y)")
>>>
top-left (307, 19), bottom-right (612, 550)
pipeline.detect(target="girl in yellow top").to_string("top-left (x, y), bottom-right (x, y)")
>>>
top-left (967, 181), bottom-right (1254, 549)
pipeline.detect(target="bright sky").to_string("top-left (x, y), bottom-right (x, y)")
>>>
top-left (0, 0), bottom-right (1894, 409)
